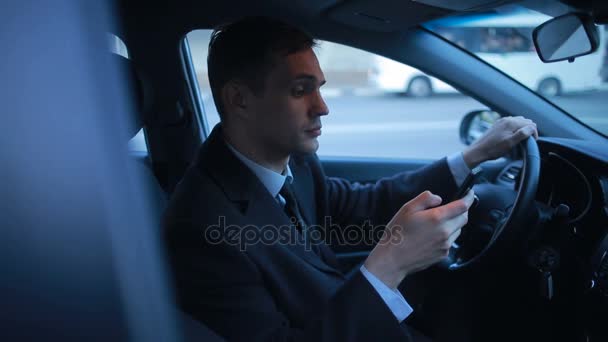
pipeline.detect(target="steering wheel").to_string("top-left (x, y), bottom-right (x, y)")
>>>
top-left (442, 137), bottom-right (541, 271)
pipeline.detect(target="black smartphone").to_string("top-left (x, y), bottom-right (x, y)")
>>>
top-left (452, 166), bottom-right (482, 201)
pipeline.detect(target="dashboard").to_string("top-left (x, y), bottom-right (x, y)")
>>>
top-left (477, 137), bottom-right (608, 340)
top-left (535, 138), bottom-right (608, 296)
top-left (499, 137), bottom-right (608, 340)
top-left (536, 151), bottom-right (594, 224)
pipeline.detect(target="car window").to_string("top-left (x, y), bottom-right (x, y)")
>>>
top-left (435, 26), bottom-right (535, 53)
top-left (427, 8), bottom-right (608, 137)
top-left (186, 30), bottom-right (490, 159)
top-left (108, 34), bottom-right (148, 153)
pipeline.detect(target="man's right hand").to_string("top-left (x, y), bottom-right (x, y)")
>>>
top-left (363, 190), bottom-right (475, 289)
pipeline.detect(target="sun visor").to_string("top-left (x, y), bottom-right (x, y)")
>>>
top-left (327, 0), bottom-right (450, 32)
top-left (411, 0), bottom-right (512, 11)
top-left (327, 0), bottom-right (514, 32)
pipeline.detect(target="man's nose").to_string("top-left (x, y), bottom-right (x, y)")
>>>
top-left (312, 90), bottom-right (329, 117)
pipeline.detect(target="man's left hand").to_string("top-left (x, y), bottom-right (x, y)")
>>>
top-left (463, 116), bottom-right (538, 169)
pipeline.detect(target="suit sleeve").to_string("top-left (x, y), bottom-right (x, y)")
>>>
top-left (165, 220), bottom-right (411, 342)
top-left (318, 157), bottom-right (459, 229)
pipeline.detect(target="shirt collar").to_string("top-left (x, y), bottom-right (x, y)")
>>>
top-left (225, 142), bottom-right (293, 198)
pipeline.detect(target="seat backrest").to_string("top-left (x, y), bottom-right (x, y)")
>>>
top-left (113, 54), bottom-right (224, 340)
top-left (113, 54), bottom-right (168, 219)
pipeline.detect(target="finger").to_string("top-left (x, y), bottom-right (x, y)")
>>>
top-left (438, 212), bottom-right (467, 248)
top-left (519, 118), bottom-right (538, 138)
top-left (519, 119), bottom-right (537, 136)
top-left (447, 227), bottom-right (462, 244)
top-left (448, 206), bottom-right (470, 229)
top-left (435, 190), bottom-right (475, 219)
top-left (507, 116), bottom-right (534, 131)
top-left (510, 125), bottom-right (536, 144)
top-left (441, 212), bottom-right (468, 245)
top-left (400, 190), bottom-right (443, 215)
top-left (513, 116), bottom-right (528, 124)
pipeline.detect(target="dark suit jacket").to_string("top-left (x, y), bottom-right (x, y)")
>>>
top-left (163, 125), bottom-right (458, 341)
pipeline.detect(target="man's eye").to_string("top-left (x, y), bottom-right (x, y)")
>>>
top-left (292, 83), bottom-right (317, 97)
top-left (292, 85), bottom-right (305, 97)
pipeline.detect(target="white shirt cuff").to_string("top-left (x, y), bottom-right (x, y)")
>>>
top-left (447, 152), bottom-right (472, 187)
top-left (360, 265), bottom-right (413, 322)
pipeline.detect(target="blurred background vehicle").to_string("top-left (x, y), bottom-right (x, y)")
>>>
top-left (369, 10), bottom-right (606, 97)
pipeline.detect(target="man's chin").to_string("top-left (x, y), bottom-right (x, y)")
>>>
top-left (298, 139), bottom-right (319, 154)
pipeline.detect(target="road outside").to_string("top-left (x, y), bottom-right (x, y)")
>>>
top-left (165, 29), bottom-right (608, 159)
top-left (188, 90), bottom-right (608, 160)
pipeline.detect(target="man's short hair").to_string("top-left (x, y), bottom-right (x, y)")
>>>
top-left (207, 16), bottom-right (317, 120)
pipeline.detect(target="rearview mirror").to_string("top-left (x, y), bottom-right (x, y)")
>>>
top-left (532, 13), bottom-right (600, 63)
top-left (460, 110), bottom-right (500, 145)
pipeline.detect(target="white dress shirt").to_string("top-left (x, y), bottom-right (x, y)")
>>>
top-left (226, 143), bottom-right (471, 323)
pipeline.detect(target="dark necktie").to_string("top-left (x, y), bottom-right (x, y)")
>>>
top-left (279, 182), bottom-right (306, 232)
top-left (279, 182), bottom-right (320, 255)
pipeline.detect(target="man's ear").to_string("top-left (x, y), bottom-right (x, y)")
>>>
top-left (221, 81), bottom-right (249, 119)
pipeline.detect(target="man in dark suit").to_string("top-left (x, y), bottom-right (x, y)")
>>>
top-left (164, 17), bottom-right (538, 341)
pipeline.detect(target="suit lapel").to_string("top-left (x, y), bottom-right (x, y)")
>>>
top-left (245, 181), bottom-right (342, 276)
top-left (288, 158), bottom-right (316, 227)
top-left (197, 126), bottom-right (254, 206)
top-left (198, 126), bottom-right (341, 277)
top-left (289, 157), bottom-right (342, 271)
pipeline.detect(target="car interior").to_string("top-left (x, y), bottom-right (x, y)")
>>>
top-left (4, 0), bottom-right (608, 341)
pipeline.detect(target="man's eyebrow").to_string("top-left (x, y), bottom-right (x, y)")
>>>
top-left (292, 74), bottom-right (326, 86)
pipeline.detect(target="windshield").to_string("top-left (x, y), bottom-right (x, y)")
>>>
top-left (426, 7), bottom-right (608, 137)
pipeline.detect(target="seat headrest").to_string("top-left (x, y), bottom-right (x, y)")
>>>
top-left (112, 54), bottom-right (145, 140)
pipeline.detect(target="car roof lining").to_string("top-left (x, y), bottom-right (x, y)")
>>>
top-left (117, 0), bottom-right (589, 58)
top-left (118, 0), bottom-right (525, 38)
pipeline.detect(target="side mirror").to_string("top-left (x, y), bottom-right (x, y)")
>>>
top-left (460, 110), bottom-right (500, 145)
top-left (532, 13), bottom-right (600, 63)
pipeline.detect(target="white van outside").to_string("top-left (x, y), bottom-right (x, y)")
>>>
top-left (369, 11), bottom-right (606, 97)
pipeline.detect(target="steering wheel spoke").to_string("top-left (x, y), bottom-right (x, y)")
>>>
top-left (443, 137), bottom-right (540, 271)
